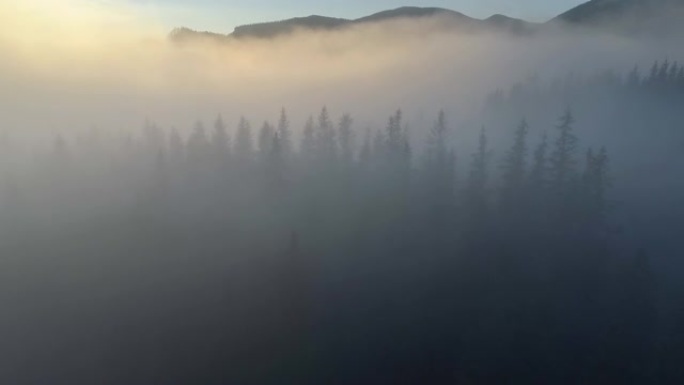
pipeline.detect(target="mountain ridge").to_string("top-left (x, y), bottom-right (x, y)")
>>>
top-left (551, 0), bottom-right (684, 35)
top-left (171, 1), bottom-right (684, 42)
top-left (171, 6), bottom-right (538, 42)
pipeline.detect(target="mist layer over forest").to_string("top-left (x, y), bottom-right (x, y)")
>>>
top-left (1, 0), bottom-right (684, 384)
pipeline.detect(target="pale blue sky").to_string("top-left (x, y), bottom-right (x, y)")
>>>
top-left (128, 0), bottom-right (587, 33)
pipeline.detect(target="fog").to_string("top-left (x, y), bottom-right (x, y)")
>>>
top-left (2, 0), bottom-right (681, 137)
top-left (1, 0), bottom-right (684, 384)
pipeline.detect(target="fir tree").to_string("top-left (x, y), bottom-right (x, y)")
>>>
top-left (527, 132), bottom-right (549, 226)
top-left (549, 109), bottom-right (578, 197)
top-left (385, 109), bottom-right (404, 162)
top-left (300, 116), bottom-right (315, 161)
top-left (658, 59), bottom-right (671, 83)
top-left (648, 61), bottom-right (659, 84)
top-left (315, 106), bottom-right (336, 163)
top-left (338, 114), bottom-right (355, 165)
top-left (359, 128), bottom-right (372, 167)
top-left (268, 132), bottom-right (285, 187)
top-left (277, 108), bottom-right (293, 160)
top-left (425, 110), bottom-right (448, 168)
top-left (423, 111), bottom-right (455, 226)
top-left (212, 114), bottom-right (230, 161)
top-left (582, 146), bottom-right (611, 227)
top-left (234, 117), bottom-right (253, 161)
top-left (258, 121), bottom-right (275, 160)
top-left (500, 119), bottom-right (529, 208)
top-left (465, 127), bottom-right (490, 222)
top-left (668, 62), bottom-right (679, 83)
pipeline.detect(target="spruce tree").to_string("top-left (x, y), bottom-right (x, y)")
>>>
top-left (338, 114), bottom-right (355, 166)
top-left (212, 115), bottom-right (230, 161)
top-left (668, 62), bottom-right (679, 84)
top-left (549, 109), bottom-right (578, 198)
top-left (530, 132), bottom-right (548, 191)
top-left (234, 117), bottom-right (253, 162)
top-left (268, 132), bottom-right (285, 187)
top-left (316, 107), bottom-right (336, 163)
top-left (648, 61), bottom-right (659, 84)
top-left (423, 111), bottom-right (455, 227)
top-left (582, 146), bottom-right (611, 227)
top-left (258, 121), bottom-right (275, 160)
top-left (277, 108), bottom-right (293, 160)
top-left (465, 127), bottom-right (490, 223)
top-left (359, 128), bottom-right (372, 167)
top-left (425, 110), bottom-right (448, 168)
top-left (385, 109), bottom-right (404, 162)
top-left (500, 119), bottom-right (529, 208)
top-left (658, 60), bottom-right (670, 83)
top-left (300, 116), bottom-right (315, 161)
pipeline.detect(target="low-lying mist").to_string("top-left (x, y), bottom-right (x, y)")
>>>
top-left (2, 0), bottom-right (682, 140)
top-left (2, 1), bottom-right (684, 384)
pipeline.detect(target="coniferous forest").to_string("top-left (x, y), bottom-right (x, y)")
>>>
top-left (2, 57), bottom-right (683, 383)
top-left (6, 0), bottom-right (684, 381)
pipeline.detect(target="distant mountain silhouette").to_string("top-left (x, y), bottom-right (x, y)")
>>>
top-left (354, 6), bottom-right (474, 24)
top-left (170, 6), bottom-right (538, 42)
top-left (169, 27), bottom-right (227, 43)
top-left (552, 0), bottom-right (684, 35)
top-left (170, 1), bottom-right (682, 42)
top-left (485, 14), bottom-right (536, 34)
top-left (230, 6), bottom-right (539, 39)
top-left (232, 15), bottom-right (350, 38)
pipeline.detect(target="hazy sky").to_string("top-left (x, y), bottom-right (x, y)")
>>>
top-left (128, 0), bottom-right (587, 33)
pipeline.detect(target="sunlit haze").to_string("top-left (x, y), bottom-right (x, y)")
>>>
top-left (1, 0), bottom-right (684, 383)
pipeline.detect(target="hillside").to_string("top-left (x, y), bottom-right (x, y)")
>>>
top-left (552, 0), bottom-right (684, 35)
top-left (171, 6), bottom-right (537, 42)
top-left (170, 1), bottom-right (683, 42)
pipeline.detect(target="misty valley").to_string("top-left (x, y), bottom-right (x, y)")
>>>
top-left (2, 0), bottom-right (684, 384)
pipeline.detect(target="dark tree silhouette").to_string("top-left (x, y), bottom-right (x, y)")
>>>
top-left (299, 115), bottom-right (315, 162)
top-left (212, 114), bottom-right (230, 162)
top-left (500, 118), bottom-right (529, 210)
top-left (234, 116), bottom-right (253, 161)
top-left (258, 121), bottom-right (275, 160)
top-left (465, 127), bottom-right (490, 226)
top-left (277, 108), bottom-right (293, 161)
top-left (337, 113), bottom-right (355, 166)
top-left (549, 109), bottom-right (578, 202)
top-left (315, 106), bottom-right (336, 164)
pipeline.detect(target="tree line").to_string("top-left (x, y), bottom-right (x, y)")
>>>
top-left (0, 106), bottom-right (675, 385)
